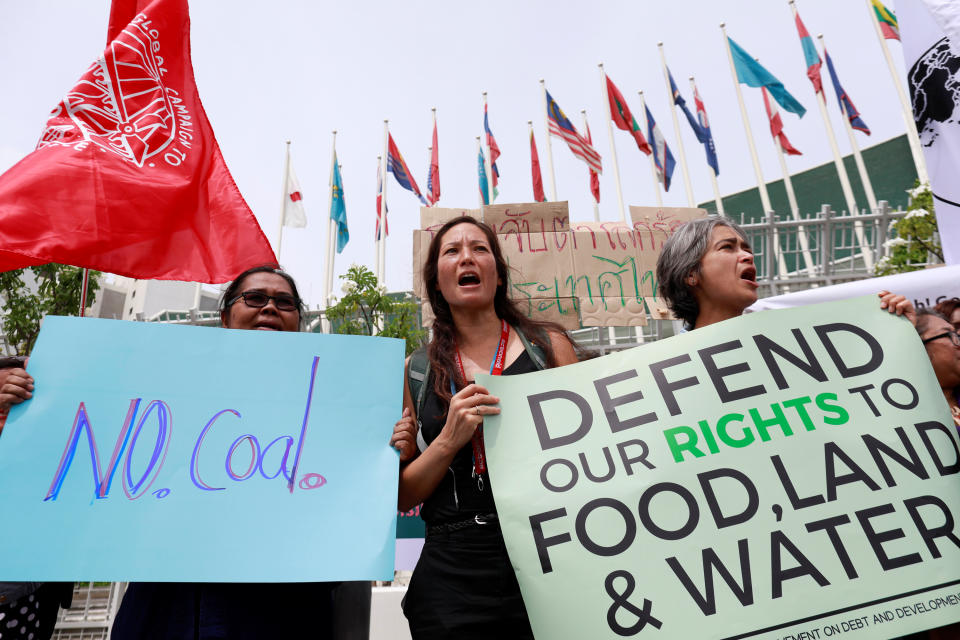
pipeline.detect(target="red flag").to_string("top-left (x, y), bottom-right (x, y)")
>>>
top-left (605, 74), bottom-right (653, 155)
top-left (529, 129), bottom-right (546, 203)
top-left (0, 0), bottom-right (276, 282)
top-left (762, 87), bottom-right (802, 156)
top-left (585, 121), bottom-right (600, 204)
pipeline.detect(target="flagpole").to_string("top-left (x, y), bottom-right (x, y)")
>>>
top-left (581, 110), bottom-right (601, 221)
top-left (322, 131), bottom-right (337, 330)
top-left (599, 64), bottom-right (628, 223)
top-left (79, 269), bottom-right (90, 317)
top-left (657, 43), bottom-right (696, 207)
top-left (865, 0), bottom-right (928, 184)
top-left (784, 7), bottom-right (871, 268)
top-left (819, 34), bottom-right (879, 215)
top-left (767, 110), bottom-right (815, 275)
top-left (721, 23), bottom-right (774, 216)
top-left (637, 91), bottom-right (663, 207)
top-left (379, 120), bottom-right (389, 286)
top-left (540, 79), bottom-right (559, 201)
top-left (430, 107), bottom-right (438, 207)
top-left (277, 140), bottom-right (291, 257)
top-left (691, 76), bottom-right (725, 216)
top-left (482, 92), bottom-right (495, 205)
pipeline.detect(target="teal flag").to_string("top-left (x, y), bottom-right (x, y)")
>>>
top-left (728, 36), bottom-right (807, 117)
top-left (331, 153), bottom-right (349, 252)
top-left (480, 296), bottom-right (960, 639)
top-left (478, 148), bottom-right (490, 206)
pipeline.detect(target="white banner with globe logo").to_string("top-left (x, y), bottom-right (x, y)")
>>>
top-left (900, 0), bottom-right (960, 265)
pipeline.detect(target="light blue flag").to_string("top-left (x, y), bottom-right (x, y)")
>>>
top-left (727, 36), bottom-right (806, 117)
top-left (478, 148), bottom-right (490, 206)
top-left (330, 152), bottom-right (349, 253)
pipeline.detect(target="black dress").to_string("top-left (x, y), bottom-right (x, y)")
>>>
top-left (402, 351), bottom-right (537, 640)
top-left (110, 582), bottom-right (335, 640)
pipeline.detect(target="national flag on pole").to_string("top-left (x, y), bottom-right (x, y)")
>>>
top-left (645, 105), bottom-right (676, 191)
top-left (0, 0), bottom-right (276, 282)
top-left (762, 86), bottom-right (802, 155)
top-left (484, 103), bottom-right (500, 191)
top-left (530, 129), bottom-right (546, 202)
top-left (387, 133), bottom-right (427, 205)
top-left (330, 152), bottom-right (348, 253)
top-left (545, 89), bottom-right (603, 173)
top-left (375, 156), bottom-right (388, 240)
top-left (794, 11), bottom-right (824, 95)
top-left (478, 147), bottom-right (491, 206)
top-left (692, 81), bottom-right (720, 176)
top-left (605, 74), bottom-right (652, 154)
top-left (872, 0), bottom-right (901, 40)
top-left (585, 121), bottom-right (600, 203)
top-left (427, 119), bottom-right (440, 206)
top-left (728, 36), bottom-right (807, 117)
top-left (668, 68), bottom-right (707, 144)
top-left (824, 50), bottom-right (871, 135)
top-left (283, 159), bottom-right (307, 228)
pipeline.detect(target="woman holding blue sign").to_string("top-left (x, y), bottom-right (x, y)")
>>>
top-left (655, 217), bottom-right (915, 330)
top-left (396, 217), bottom-right (579, 639)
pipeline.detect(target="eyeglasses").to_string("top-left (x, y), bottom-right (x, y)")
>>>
top-left (922, 330), bottom-right (960, 347)
top-left (227, 291), bottom-right (299, 312)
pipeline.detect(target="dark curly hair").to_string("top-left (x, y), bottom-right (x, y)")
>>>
top-left (422, 217), bottom-right (572, 410)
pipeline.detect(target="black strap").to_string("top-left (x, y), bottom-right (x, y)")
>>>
top-left (407, 327), bottom-right (548, 452)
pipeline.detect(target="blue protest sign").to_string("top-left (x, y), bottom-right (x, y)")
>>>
top-left (0, 317), bottom-right (404, 581)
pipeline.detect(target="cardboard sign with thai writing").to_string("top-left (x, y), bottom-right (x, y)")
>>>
top-left (480, 297), bottom-right (960, 639)
top-left (0, 317), bottom-right (404, 581)
top-left (412, 202), bottom-right (705, 328)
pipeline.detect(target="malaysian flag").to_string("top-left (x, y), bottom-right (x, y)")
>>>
top-left (545, 89), bottom-right (602, 174)
top-left (387, 133), bottom-right (427, 205)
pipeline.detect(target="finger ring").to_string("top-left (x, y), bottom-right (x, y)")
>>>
top-left (475, 406), bottom-right (480, 416)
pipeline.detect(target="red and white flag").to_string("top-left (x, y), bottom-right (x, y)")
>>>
top-left (283, 160), bottom-right (307, 228)
top-left (0, 0), bottom-right (276, 282)
top-left (762, 87), bottom-right (802, 156)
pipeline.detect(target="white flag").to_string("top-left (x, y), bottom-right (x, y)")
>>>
top-left (900, 0), bottom-right (960, 264)
top-left (283, 163), bottom-right (307, 228)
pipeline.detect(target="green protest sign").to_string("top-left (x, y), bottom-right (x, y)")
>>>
top-left (480, 296), bottom-right (960, 640)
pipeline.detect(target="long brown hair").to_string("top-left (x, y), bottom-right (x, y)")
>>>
top-left (423, 217), bottom-right (572, 410)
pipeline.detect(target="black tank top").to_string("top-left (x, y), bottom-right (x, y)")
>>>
top-left (418, 350), bottom-right (539, 524)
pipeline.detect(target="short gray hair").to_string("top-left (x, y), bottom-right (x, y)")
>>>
top-left (656, 217), bottom-right (748, 329)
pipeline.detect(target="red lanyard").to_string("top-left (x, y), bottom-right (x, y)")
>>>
top-left (453, 319), bottom-right (510, 478)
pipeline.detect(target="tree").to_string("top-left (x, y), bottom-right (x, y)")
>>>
top-left (874, 181), bottom-right (943, 276)
top-left (325, 264), bottom-right (425, 355)
top-left (0, 265), bottom-right (101, 355)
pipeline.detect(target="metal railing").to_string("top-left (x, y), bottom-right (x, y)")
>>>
top-left (52, 582), bottom-right (125, 640)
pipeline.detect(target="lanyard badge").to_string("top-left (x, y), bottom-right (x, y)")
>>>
top-left (452, 320), bottom-right (510, 488)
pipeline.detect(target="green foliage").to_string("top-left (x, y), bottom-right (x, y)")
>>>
top-left (874, 180), bottom-right (942, 276)
top-left (325, 264), bottom-right (425, 355)
top-left (0, 265), bottom-right (101, 355)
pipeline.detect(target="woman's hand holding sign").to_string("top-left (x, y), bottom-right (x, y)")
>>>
top-left (437, 383), bottom-right (499, 455)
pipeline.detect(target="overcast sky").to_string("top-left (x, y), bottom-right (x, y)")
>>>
top-left (0, 1), bottom-right (915, 305)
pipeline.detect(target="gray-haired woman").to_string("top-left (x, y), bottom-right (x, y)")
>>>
top-left (655, 217), bottom-right (914, 330)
